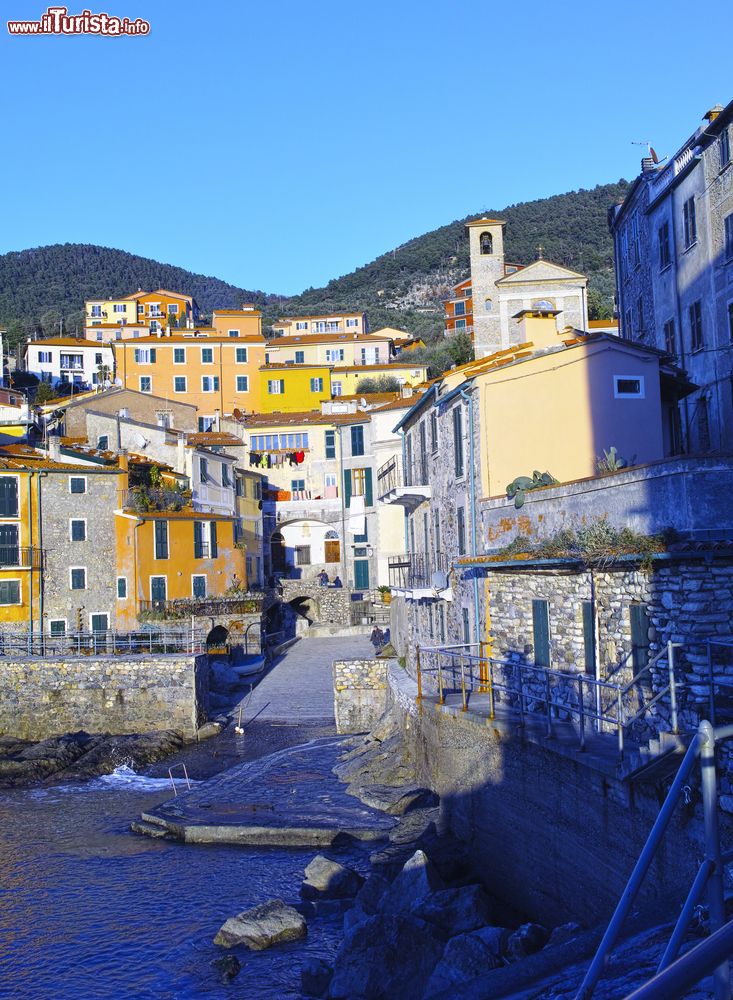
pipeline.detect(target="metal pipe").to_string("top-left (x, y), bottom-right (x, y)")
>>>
top-left (668, 640), bottom-right (678, 735)
top-left (617, 688), bottom-right (624, 760)
top-left (625, 918), bottom-right (733, 1000)
top-left (488, 656), bottom-right (495, 720)
top-left (545, 671), bottom-right (552, 738)
top-left (457, 387), bottom-right (482, 667)
top-left (460, 654), bottom-right (467, 712)
top-left (700, 719), bottom-right (730, 999)
top-left (657, 858), bottom-right (714, 973)
top-left (708, 641), bottom-right (717, 727)
top-left (575, 730), bottom-right (705, 1000)
top-left (579, 674), bottom-right (586, 751)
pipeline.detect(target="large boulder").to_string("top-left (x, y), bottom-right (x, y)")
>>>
top-left (380, 850), bottom-right (445, 914)
top-left (211, 955), bottom-right (241, 983)
top-left (301, 957), bottom-right (333, 997)
top-left (410, 885), bottom-right (494, 937)
top-left (343, 872), bottom-right (390, 931)
top-left (329, 914), bottom-right (444, 999)
top-left (350, 783), bottom-right (438, 816)
top-left (424, 925), bottom-right (510, 996)
top-left (506, 922), bottom-right (549, 961)
top-left (213, 899), bottom-right (307, 950)
top-left (301, 855), bottom-right (365, 900)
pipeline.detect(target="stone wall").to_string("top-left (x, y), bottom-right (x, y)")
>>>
top-left (279, 580), bottom-right (354, 626)
top-left (0, 653), bottom-right (209, 740)
top-left (333, 658), bottom-right (388, 733)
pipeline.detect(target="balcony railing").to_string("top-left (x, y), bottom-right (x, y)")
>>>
top-left (120, 486), bottom-right (192, 513)
top-left (388, 552), bottom-right (451, 591)
top-left (0, 546), bottom-right (44, 569)
top-left (138, 595), bottom-right (264, 620)
top-left (377, 455), bottom-right (430, 506)
top-left (0, 629), bottom-right (207, 658)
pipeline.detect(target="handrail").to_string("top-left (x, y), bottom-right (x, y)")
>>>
top-left (625, 918), bottom-right (733, 1000)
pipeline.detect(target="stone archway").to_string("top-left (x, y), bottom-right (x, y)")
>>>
top-left (206, 625), bottom-right (229, 651)
top-left (271, 531), bottom-right (287, 573)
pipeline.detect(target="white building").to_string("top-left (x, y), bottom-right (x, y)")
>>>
top-left (25, 338), bottom-right (114, 391)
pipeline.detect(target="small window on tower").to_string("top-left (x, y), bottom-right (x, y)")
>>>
top-left (479, 232), bottom-right (493, 255)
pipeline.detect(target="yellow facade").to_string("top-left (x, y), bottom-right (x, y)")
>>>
top-left (265, 332), bottom-right (391, 367)
top-left (114, 510), bottom-right (245, 628)
top-left (235, 469), bottom-right (264, 587)
top-left (271, 312), bottom-right (367, 337)
top-left (258, 365), bottom-right (333, 413)
top-left (114, 334), bottom-right (268, 417)
top-left (331, 363), bottom-right (429, 396)
top-left (0, 467), bottom-right (42, 627)
top-left (211, 308), bottom-right (262, 339)
top-left (86, 289), bottom-right (199, 333)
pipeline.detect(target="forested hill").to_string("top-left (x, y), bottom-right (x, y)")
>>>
top-left (0, 180), bottom-right (629, 348)
top-left (0, 244), bottom-right (276, 347)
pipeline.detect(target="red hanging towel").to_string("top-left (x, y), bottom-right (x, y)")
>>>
top-left (295, 450), bottom-right (305, 464)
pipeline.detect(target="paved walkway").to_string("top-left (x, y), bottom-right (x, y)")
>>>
top-left (238, 635), bottom-right (375, 724)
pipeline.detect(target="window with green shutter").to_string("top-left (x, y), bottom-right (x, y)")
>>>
top-left (0, 477), bottom-right (19, 517)
top-left (325, 430), bottom-right (336, 459)
top-left (453, 406), bottom-right (464, 478)
top-left (532, 599), bottom-right (550, 667)
top-left (364, 467), bottom-right (373, 507)
top-left (351, 425), bottom-right (365, 456)
top-left (343, 470), bottom-right (352, 508)
top-left (210, 521), bottom-right (218, 558)
top-left (582, 601), bottom-right (596, 674)
top-left (630, 604), bottom-right (649, 672)
top-left (194, 521), bottom-right (204, 558)
top-left (154, 520), bottom-right (169, 559)
top-left (0, 580), bottom-right (20, 605)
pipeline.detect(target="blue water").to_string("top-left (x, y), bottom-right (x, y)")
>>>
top-left (0, 764), bottom-right (362, 999)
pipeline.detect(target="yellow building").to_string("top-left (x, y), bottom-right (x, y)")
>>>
top-left (0, 458), bottom-right (43, 628)
top-left (211, 307), bottom-right (262, 338)
top-left (271, 312), bottom-right (367, 337)
top-left (113, 331), bottom-right (268, 420)
top-left (258, 364), bottom-right (333, 412)
top-left (330, 362), bottom-right (429, 396)
top-left (86, 289), bottom-right (201, 335)
top-left (265, 331), bottom-right (392, 367)
top-left (235, 468), bottom-right (265, 588)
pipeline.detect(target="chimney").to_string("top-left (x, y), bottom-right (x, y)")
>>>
top-left (214, 409), bottom-right (220, 431)
top-left (48, 433), bottom-right (61, 462)
top-left (118, 448), bottom-right (129, 472)
top-left (641, 157), bottom-right (655, 174)
top-left (705, 104), bottom-right (724, 123)
top-left (513, 308), bottom-right (562, 350)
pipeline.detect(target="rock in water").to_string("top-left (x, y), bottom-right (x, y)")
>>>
top-left (424, 925), bottom-right (510, 996)
top-left (213, 899), bottom-right (307, 950)
top-left (410, 885), bottom-right (494, 937)
top-left (380, 849), bottom-right (444, 914)
top-left (329, 914), bottom-right (444, 1000)
top-left (301, 957), bottom-right (333, 997)
top-left (301, 855), bottom-right (365, 900)
top-left (350, 783), bottom-right (438, 816)
top-left (211, 955), bottom-right (241, 982)
top-left (506, 922), bottom-right (549, 960)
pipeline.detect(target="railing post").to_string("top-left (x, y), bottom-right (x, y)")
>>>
top-left (578, 674), bottom-right (586, 752)
top-left (415, 644), bottom-right (423, 705)
top-left (668, 640), bottom-right (678, 736)
top-left (479, 640), bottom-right (489, 693)
top-left (545, 670), bottom-right (552, 738)
top-left (700, 720), bottom-right (730, 1000)
top-left (517, 661), bottom-right (524, 727)
top-left (460, 654), bottom-right (467, 712)
top-left (488, 657), bottom-right (495, 720)
top-left (708, 641), bottom-right (717, 728)
top-left (617, 688), bottom-right (624, 761)
top-left (437, 656), bottom-right (444, 705)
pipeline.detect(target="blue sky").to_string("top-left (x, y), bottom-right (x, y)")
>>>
top-left (1, 0), bottom-right (731, 295)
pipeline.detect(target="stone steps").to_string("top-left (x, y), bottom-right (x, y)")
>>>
top-left (130, 818), bottom-right (173, 839)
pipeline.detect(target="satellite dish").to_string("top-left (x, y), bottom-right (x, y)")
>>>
top-left (650, 146), bottom-right (659, 164)
top-left (432, 570), bottom-right (449, 590)
top-left (360, 397), bottom-right (367, 407)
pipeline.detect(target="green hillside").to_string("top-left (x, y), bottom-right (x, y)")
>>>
top-left (0, 181), bottom-right (628, 352)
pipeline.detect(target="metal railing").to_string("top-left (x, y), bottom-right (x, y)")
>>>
top-left (119, 486), bottom-right (192, 513)
top-left (376, 455), bottom-right (430, 498)
top-left (415, 640), bottom-right (683, 761)
top-left (0, 629), bottom-right (207, 657)
top-left (388, 552), bottom-right (450, 590)
top-left (0, 546), bottom-right (44, 569)
top-left (138, 595), bottom-right (264, 620)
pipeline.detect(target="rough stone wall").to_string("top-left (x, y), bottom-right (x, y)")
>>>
top-left (64, 390), bottom-right (197, 437)
top-left (385, 663), bottom-right (710, 927)
top-left (279, 580), bottom-right (354, 625)
top-left (333, 658), bottom-right (388, 733)
top-left (0, 654), bottom-right (208, 740)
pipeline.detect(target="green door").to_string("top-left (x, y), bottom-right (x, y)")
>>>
top-left (354, 559), bottom-right (370, 590)
top-left (90, 613), bottom-right (109, 633)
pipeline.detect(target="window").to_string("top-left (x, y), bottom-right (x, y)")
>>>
top-left (268, 379), bottom-right (285, 394)
top-left (133, 348), bottom-right (156, 364)
top-left (140, 376), bottom-right (152, 393)
top-left (532, 599), bottom-right (550, 667)
top-left (721, 128), bottom-right (731, 169)
top-left (236, 375), bottom-right (249, 392)
top-left (90, 613), bottom-right (109, 633)
top-left (0, 477), bottom-right (19, 516)
top-left (38, 350), bottom-right (51, 363)
top-left (453, 406), bottom-right (464, 478)
top-left (90, 305), bottom-right (102, 317)
top-left (60, 353), bottom-right (83, 370)
top-left (430, 411), bottom-right (438, 452)
top-left (295, 545), bottom-right (311, 566)
top-left (97, 435), bottom-right (108, 451)
top-left (455, 319), bottom-right (466, 330)
top-left (683, 197), bottom-right (697, 249)
top-left (631, 215), bottom-right (641, 266)
top-left (150, 576), bottom-right (167, 602)
top-left (70, 567), bottom-right (86, 590)
top-left (658, 222), bottom-right (671, 270)
top-left (210, 521), bottom-right (218, 558)
top-left (295, 350), bottom-right (305, 364)
top-left (295, 321), bottom-right (308, 330)
top-left (70, 519), bottom-right (86, 541)
top-left (192, 575), bottom-right (206, 598)
top-left (325, 429), bottom-right (336, 459)
top-left (222, 465), bottom-right (231, 487)
top-left (97, 332), bottom-right (104, 341)
top-left (69, 476), bottom-right (86, 495)
top-left (0, 580), bottom-right (20, 605)
top-left (201, 376), bottom-right (220, 392)
top-left (291, 478), bottom-right (305, 492)
top-left (454, 300), bottom-right (465, 316)
top-left (201, 348), bottom-right (214, 364)
top-left (49, 619), bottom-right (66, 635)
top-left (326, 348), bottom-right (344, 363)
top-left (198, 416), bottom-right (215, 432)
top-left (351, 468), bottom-right (366, 496)
top-left (199, 457), bottom-right (209, 483)
top-left (664, 319), bottom-right (677, 356)
top-left (228, 329), bottom-right (239, 338)
top-left (457, 506), bottom-right (466, 555)
top-left (154, 520), bottom-right (169, 559)
top-left (173, 347), bottom-right (186, 364)
top-left (724, 214), bottom-right (733, 261)
top-left (613, 375), bottom-right (645, 398)
top-left (689, 300), bottom-right (703, 352)
top-left (117, 577), bottom-right (127, 599)
top-left (582, 601), bottom-right (596, 675)
top-left (351, 425), bottom-right (365, 456)
top-left (346, 318), bottom-right (359, 328)
top-left (324, 472), bottom-right (337, 489)
top-left (310, 377), bottom-right (324, 392)
top-left (168, 303), bottom-right (179, 315)
top-left (346, 467), bottom-right (373, 506)
top-left (479, 231), bottom-right (493, 255)
top-left (174, 376), bottom-right (187, 393)
top-left (332, 381), bottom-right (342, 396)
top-left (235, 347), bottom-right (248, 363)
top-left (462, 607), bottom-right (470, 645)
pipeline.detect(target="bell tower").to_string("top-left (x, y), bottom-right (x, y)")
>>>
top-left (466, 218), bottom-right (506, 357)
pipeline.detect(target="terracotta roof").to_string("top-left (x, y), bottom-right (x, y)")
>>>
top-left (0, 444), bottom-right (123, 473)
top-left (26, 337), bottom-right (109, 348)
top-left (213, 308), bottom-right (261, 316)
top-left (273, 313), bottom-right (365, 324)
top-left (334, 362), bottom-right (427, 373)
top-left (114, 334), bottom-right (266, 345)
top-left (260, 363), bottom-right (333, 371)
top-left (185, 432), bottom-right (243, 447)
top-left (240, 410), bottom-right (370, 428)
top-left (465, 217), bottom-right (506, 227)
top-left (371, 391), bottom-right (430, 412)
top-left (267, 332), bottom-right (387, 346)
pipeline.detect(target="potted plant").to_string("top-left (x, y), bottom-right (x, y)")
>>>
top-left (377, 585), bottom-right (392, 605)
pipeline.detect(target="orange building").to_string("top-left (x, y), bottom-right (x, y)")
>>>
top-left (443, 278), bottom-right (473, 337)
top-left (86, 288), bottom-right (202, 336)
top-left (113, 330), bottom-right (268, 423)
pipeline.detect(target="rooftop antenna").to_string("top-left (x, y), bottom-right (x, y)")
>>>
top-left (632, 140), bottom-right (664, 164)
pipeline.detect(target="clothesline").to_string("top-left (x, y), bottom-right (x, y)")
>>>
top-left (248, 450), bottom-right (306, 468)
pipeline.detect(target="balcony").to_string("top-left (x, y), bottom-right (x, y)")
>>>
top-left (120, 486), bottom-right (192, 513)
top-left (0, 546), bottom-right (44, 569)
top-left (387, 551), bottom-right (451, 597)
top-left (138, 595), bottom-right (264, 621)
top-left (377, 455), bottom-right (431, 510)
top-left (194, 482), bottom-right (235, 513)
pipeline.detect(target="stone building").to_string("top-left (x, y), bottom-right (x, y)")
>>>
top-left (609, 99), bottom-right (733, 452)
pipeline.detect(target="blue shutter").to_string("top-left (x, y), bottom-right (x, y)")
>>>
top-left (630, 604), bottom-right (649, 672)
top-left (194, 521), bottom-right (203, 558)
top-left (532, 599), bottom-right (550, 667)
top-left (150, 348), bottom-right (156, 362)
top-left (364, 467), bottom-right (373, 507)
top-left (582, 601), bottom-right (596, 674)
top-left (210, 521), bottom-right (218, 558)
top-left (343, 470), bottom-right (352, 508)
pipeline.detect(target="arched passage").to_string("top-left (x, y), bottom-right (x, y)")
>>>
top-left (270, 531), bottom-right (286, 573)
top-left (206, 625), bottom-right (229, 651)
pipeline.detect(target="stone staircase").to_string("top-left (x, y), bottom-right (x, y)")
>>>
top-left (617, 731), bottom-right (690, 783)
